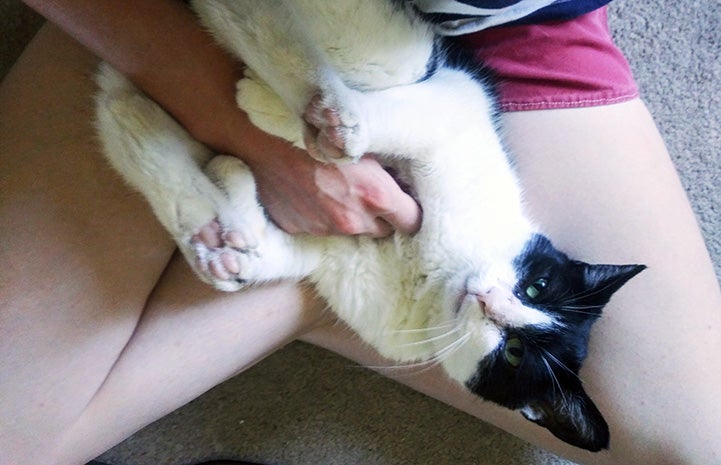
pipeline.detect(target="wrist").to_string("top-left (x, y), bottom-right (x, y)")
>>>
top-left (194, 100), bottom-right (307, 172)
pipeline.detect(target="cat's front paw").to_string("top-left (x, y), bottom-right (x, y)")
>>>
top-left (188, 217), bottom-right (261, 292)
top-left (303, 91), bottom-right (369, 164)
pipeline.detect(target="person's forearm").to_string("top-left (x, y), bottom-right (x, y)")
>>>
top-left (24, 0), bottom-right (422, 236)
top-left (24, 0), bottom-right (294, 163)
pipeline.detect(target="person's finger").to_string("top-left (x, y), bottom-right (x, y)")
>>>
top-left (368, 217), bottom-right (395, 238)
top-left (378, 189), bottom-right (422, 235)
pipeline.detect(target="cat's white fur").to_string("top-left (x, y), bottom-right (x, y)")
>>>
top-left (95, 0), bottom-right (553, 386)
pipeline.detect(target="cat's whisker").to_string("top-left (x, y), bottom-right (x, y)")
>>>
top-left (558, 289), bottom-right (599, 306)
top-left (359, 358), bottom-right (439, 374)
top-left (540, 355), bottom-right (559, 398)
top-left (392, 322), bottom-right (455, 334)
top-left (557, 305), bottom-right (602, 316)
top-left (431, 331), bottom-right (471, 360)
top-left (542, 348), bottom-right (580, 381)
top-left (395, 326), bottom-right (461, 348)
top-left (559, 303), bottom-right (602, 310)
top-left (558, 275), bottom-right (633, 305)
top-left (358, 331), bottom-right (471, 376)
top-left (541, 353), bottom-right (566, 404)
top-left (424, 332), bottom-right (473, 372)
top-left (379, 331), bottom-right (473, 377)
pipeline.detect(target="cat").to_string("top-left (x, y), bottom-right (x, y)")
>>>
top-left (94, 0), bottom-right (645, 452)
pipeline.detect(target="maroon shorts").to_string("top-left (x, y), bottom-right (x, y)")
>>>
top-left (457, 7), bottom-right (638, 112)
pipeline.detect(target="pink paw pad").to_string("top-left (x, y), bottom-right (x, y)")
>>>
top-left (190, 218), bottom-right (257, 289)
top-left (303, 94), bottom-right (363, 162)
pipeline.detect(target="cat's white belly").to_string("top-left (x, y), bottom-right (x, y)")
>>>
top-left (308, 235), bottom-right (442, 362)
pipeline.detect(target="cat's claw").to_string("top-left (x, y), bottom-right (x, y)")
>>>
top-left (189, 218), bottom-right (259, 292)
top-left (303, 93), bottom-right (368, 163)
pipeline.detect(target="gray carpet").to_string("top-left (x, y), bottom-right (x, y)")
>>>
top-left (2, 0), bottom-right (719, 464)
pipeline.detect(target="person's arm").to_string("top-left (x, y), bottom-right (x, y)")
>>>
top-left (24, 0), bottom-right (421, 236)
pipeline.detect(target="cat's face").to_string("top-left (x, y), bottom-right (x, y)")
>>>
top-left (438, 234), bottom-right (645, 452)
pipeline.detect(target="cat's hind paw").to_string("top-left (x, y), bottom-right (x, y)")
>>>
top-left (187, 218), bottom-right (261, 292)
top-left (303, 91), bottom-right (369, 164)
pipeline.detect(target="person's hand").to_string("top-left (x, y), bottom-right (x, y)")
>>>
top-left (247, 148), bottom-right (422, 237)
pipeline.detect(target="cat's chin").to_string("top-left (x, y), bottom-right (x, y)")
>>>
top-left (437, 292), bottom-right (504, 386)
top-left (439, 325), bottom-right (504, 388)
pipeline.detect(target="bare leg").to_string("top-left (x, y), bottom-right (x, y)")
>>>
top-left (303, 100), bottom-right (721, 465)
top-left (0, 24), bottom-right (324, 465)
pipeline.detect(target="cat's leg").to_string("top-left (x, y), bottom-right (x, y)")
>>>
top-left (303, 68), bottom-right (499, 164)
top-left (235, 68), bottom-right (306, 149)
top-left (203, 155), bottom-right (324, 284)
top-left (193, 0), bottom-right (375, 164)
top-left (301, 72), bottom-right (372, 163)
top-left (236, 62), bottom-right (368, 166)
top-left (95, 64), bottom-right (284, 291)
top-left (191, 0), bottom-right (322, 122)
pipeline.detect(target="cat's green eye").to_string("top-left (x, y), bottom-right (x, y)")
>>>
top-left (503, 337), bottom-right (524, 368)
top-left (525, 278), bottom-right (548, 300)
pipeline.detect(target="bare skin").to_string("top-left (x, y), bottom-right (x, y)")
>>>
top-left (2, 5), bottom-right (721, 465)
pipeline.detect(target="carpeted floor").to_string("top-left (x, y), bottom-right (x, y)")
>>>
top-left (2, 0), bottom-right (719, 464)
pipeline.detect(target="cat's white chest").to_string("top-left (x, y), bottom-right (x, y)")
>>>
top-left (288, 0), bottom-right (435, 90)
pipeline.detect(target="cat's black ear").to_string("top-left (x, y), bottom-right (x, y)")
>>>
top-left (579, 263), bottom-right (647, 308)
top-left (521, 390), bottom-right (609, 452)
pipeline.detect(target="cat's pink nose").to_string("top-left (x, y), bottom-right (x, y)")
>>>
top-left (476, 287), bottom-right (517, 324)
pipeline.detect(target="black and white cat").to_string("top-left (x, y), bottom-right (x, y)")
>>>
top-left (95, 0), bottom-right (644, 452)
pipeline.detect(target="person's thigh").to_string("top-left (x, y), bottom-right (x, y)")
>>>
top-left (54, 254), bottom-right (321, 465)
top-left (304, 99), bottom-right (721, 465)
top-left (0, 22), bottom-right (176, 462)
top-left (0, 24), bottom-right (323, 465)
top-left (502, 100), bottom-right (721, 464)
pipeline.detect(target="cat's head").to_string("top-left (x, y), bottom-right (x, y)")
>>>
top-left (440, 234), bottom-right (645, 452)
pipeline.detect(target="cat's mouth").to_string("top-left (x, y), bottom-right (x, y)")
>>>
top-left (454, 291), bottom-right (475, 316)
top-left (457, 291), bottom-right (504, 327)
top-left (456, 291), bottom-right (502, 325)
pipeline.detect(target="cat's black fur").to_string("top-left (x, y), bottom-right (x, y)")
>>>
top-left (468, 234), bottom-right (645, 450)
